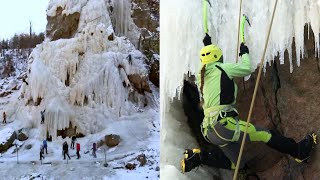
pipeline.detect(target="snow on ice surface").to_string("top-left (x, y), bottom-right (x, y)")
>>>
top-left (0, 127), bottom-right (14, 145)
top-left (23, 0), bottom-right (152, 138)
top-left (161, 0), bottom-right (320, 179)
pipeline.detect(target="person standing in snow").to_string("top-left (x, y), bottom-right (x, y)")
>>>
top-left (40, 109), bottom-right (45, 124)
top-left (71, 136), bottom-right (76, 149)
top-left (40, 145), bottom-right (45, 160)
top-left (43, 139), bottom-right (48, 154)
top-left (2, 112), bottom-right (6, 124)
top-left (63, 141), bottom-right (71, 160)
top-left (76, 143), bottom-right (81, 159)
top-left (180, 33), bottom-right (317, 173)
top-left (92, 143), bottom-right (97, 158)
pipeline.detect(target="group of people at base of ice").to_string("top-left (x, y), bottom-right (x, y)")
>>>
top-left (39, 136), bottom-right (97, 161)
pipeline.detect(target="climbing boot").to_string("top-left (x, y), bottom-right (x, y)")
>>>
top-left (295, 132), bottom-right (317, 163)
top-left (181, 149), bottom-right (201, 173)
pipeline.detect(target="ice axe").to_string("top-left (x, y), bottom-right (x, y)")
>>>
top-left (240, 14), bottom-right (251, 44)
top-left (203, 0), bottom-right (212, 34)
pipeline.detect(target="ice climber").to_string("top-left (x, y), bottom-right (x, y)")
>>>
top-left (63, 141), bottom-right (71, 160)
top-left (180, 33), bottom-right (317, 173)
top-left (2, 111), bottom-right (6, 124)
top-left (92, 142), bottom-right (97, 158)
top-left (40, 109), bottom-right (45, 124)
top-left (40, 145), bottom-right (45, 160)
top-left (43, 139), bottom-right (48, 154)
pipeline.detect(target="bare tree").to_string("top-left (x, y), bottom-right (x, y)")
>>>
top-left (29, 20), bottom-right (32, 55)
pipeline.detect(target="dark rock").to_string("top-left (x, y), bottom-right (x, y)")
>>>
top-left (108, 33), bottom-right (114, 41)
top-left (18, 131), bottom-right (28, 141)
top-left (149, 57), bottom-right (159, 87)
top-left (103, 163), bottom-right (108, 167)
top-left (0, 130), bottom-right (17, 153)
top-left (25, 144), bottom-right (32, 150)
top-left (0, 91), bottom-right (12, 97)
top-left (105, 134), bottom-right (120, 147)
top-left (128, 74), bottom-right (152, 95)
top-left (137, 153), bottom-right (147, 166)
top-left (125, 163), bottom-right (136, 170)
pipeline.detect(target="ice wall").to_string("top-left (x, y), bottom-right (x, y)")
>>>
top-left (161, 0), bottom-right (320, 179)
top-left (23, 0), bottom-right (151, 139)
top-left (107, 0), bottom-right (142, 47)
top-left (161, 0), bottom-right (320, 102)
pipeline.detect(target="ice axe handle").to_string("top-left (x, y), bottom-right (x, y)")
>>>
top-left (240, 14), bottom-right (251, 44)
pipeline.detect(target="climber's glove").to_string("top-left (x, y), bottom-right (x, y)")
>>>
top-left (203, 33), bottom-right (212, 46)
top-left (239, 43), bottom-right (249, 57)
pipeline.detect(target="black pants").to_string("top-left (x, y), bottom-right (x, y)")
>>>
top-left (44, 146), bottom-right (48, 154)
top-left (200, 148), bottom-right (232, 170)
top-left (77, 151), bottom-right (80, 159)
top-left (40, 153), bottom-right (44, 160)
top-left (71, 142), bottom-right (75, 149)
top-left (64, 151), bottom-right (71, 159)
top-left (201, 130), bottom-right (311, 170)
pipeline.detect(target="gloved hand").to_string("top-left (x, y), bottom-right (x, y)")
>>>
top-left (203, 33), bottom-right (212, 46)
top-left (239, 43), bottom-right (249, 56)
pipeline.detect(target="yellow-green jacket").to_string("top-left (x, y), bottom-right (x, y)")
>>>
top-left (197, 53), bottom-right (251, 136)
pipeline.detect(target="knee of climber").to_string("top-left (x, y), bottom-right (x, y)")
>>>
top-left (249, 131), bottom-right (272, 143)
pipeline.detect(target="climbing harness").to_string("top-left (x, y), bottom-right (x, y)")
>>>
top-left (233, 0), bottom-right (279, 179)
top-left (201, 105), bottom-right (240, 146)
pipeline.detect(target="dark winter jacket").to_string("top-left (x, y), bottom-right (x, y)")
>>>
top-left (63, 142), bottom-right (68, 151)
top-left (43, 140), bottom-right (47, 147)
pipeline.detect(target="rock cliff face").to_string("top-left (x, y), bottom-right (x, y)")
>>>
top-left (46, 7), bottom-right (81, 41)
top-left (183, 25), bottom-right (320, 178)
top-left (131, 0), bottom-right (159, 87)
top-left (107, 0), bottom-right (159, 87)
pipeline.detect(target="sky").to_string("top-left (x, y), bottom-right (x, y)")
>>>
top-left (0, 0), bottom-right (48, 39)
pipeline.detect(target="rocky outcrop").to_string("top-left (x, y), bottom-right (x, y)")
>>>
top-left (105, 134), bottom-right (120, 147)
top-left (148, 55), bottom-right (159, 87)
top-left (0, 129), bottom-right (17, 153)
top-left (46, 7), bottom-right (80, 41)
top-left (17, 129), bottom-right (29, 141)
top-left (128, 74), bottom-right (152, 95)
top-left (253, 25), bottom-right (320, 179)
top-left (132, 0), bottom-right (159, 54)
